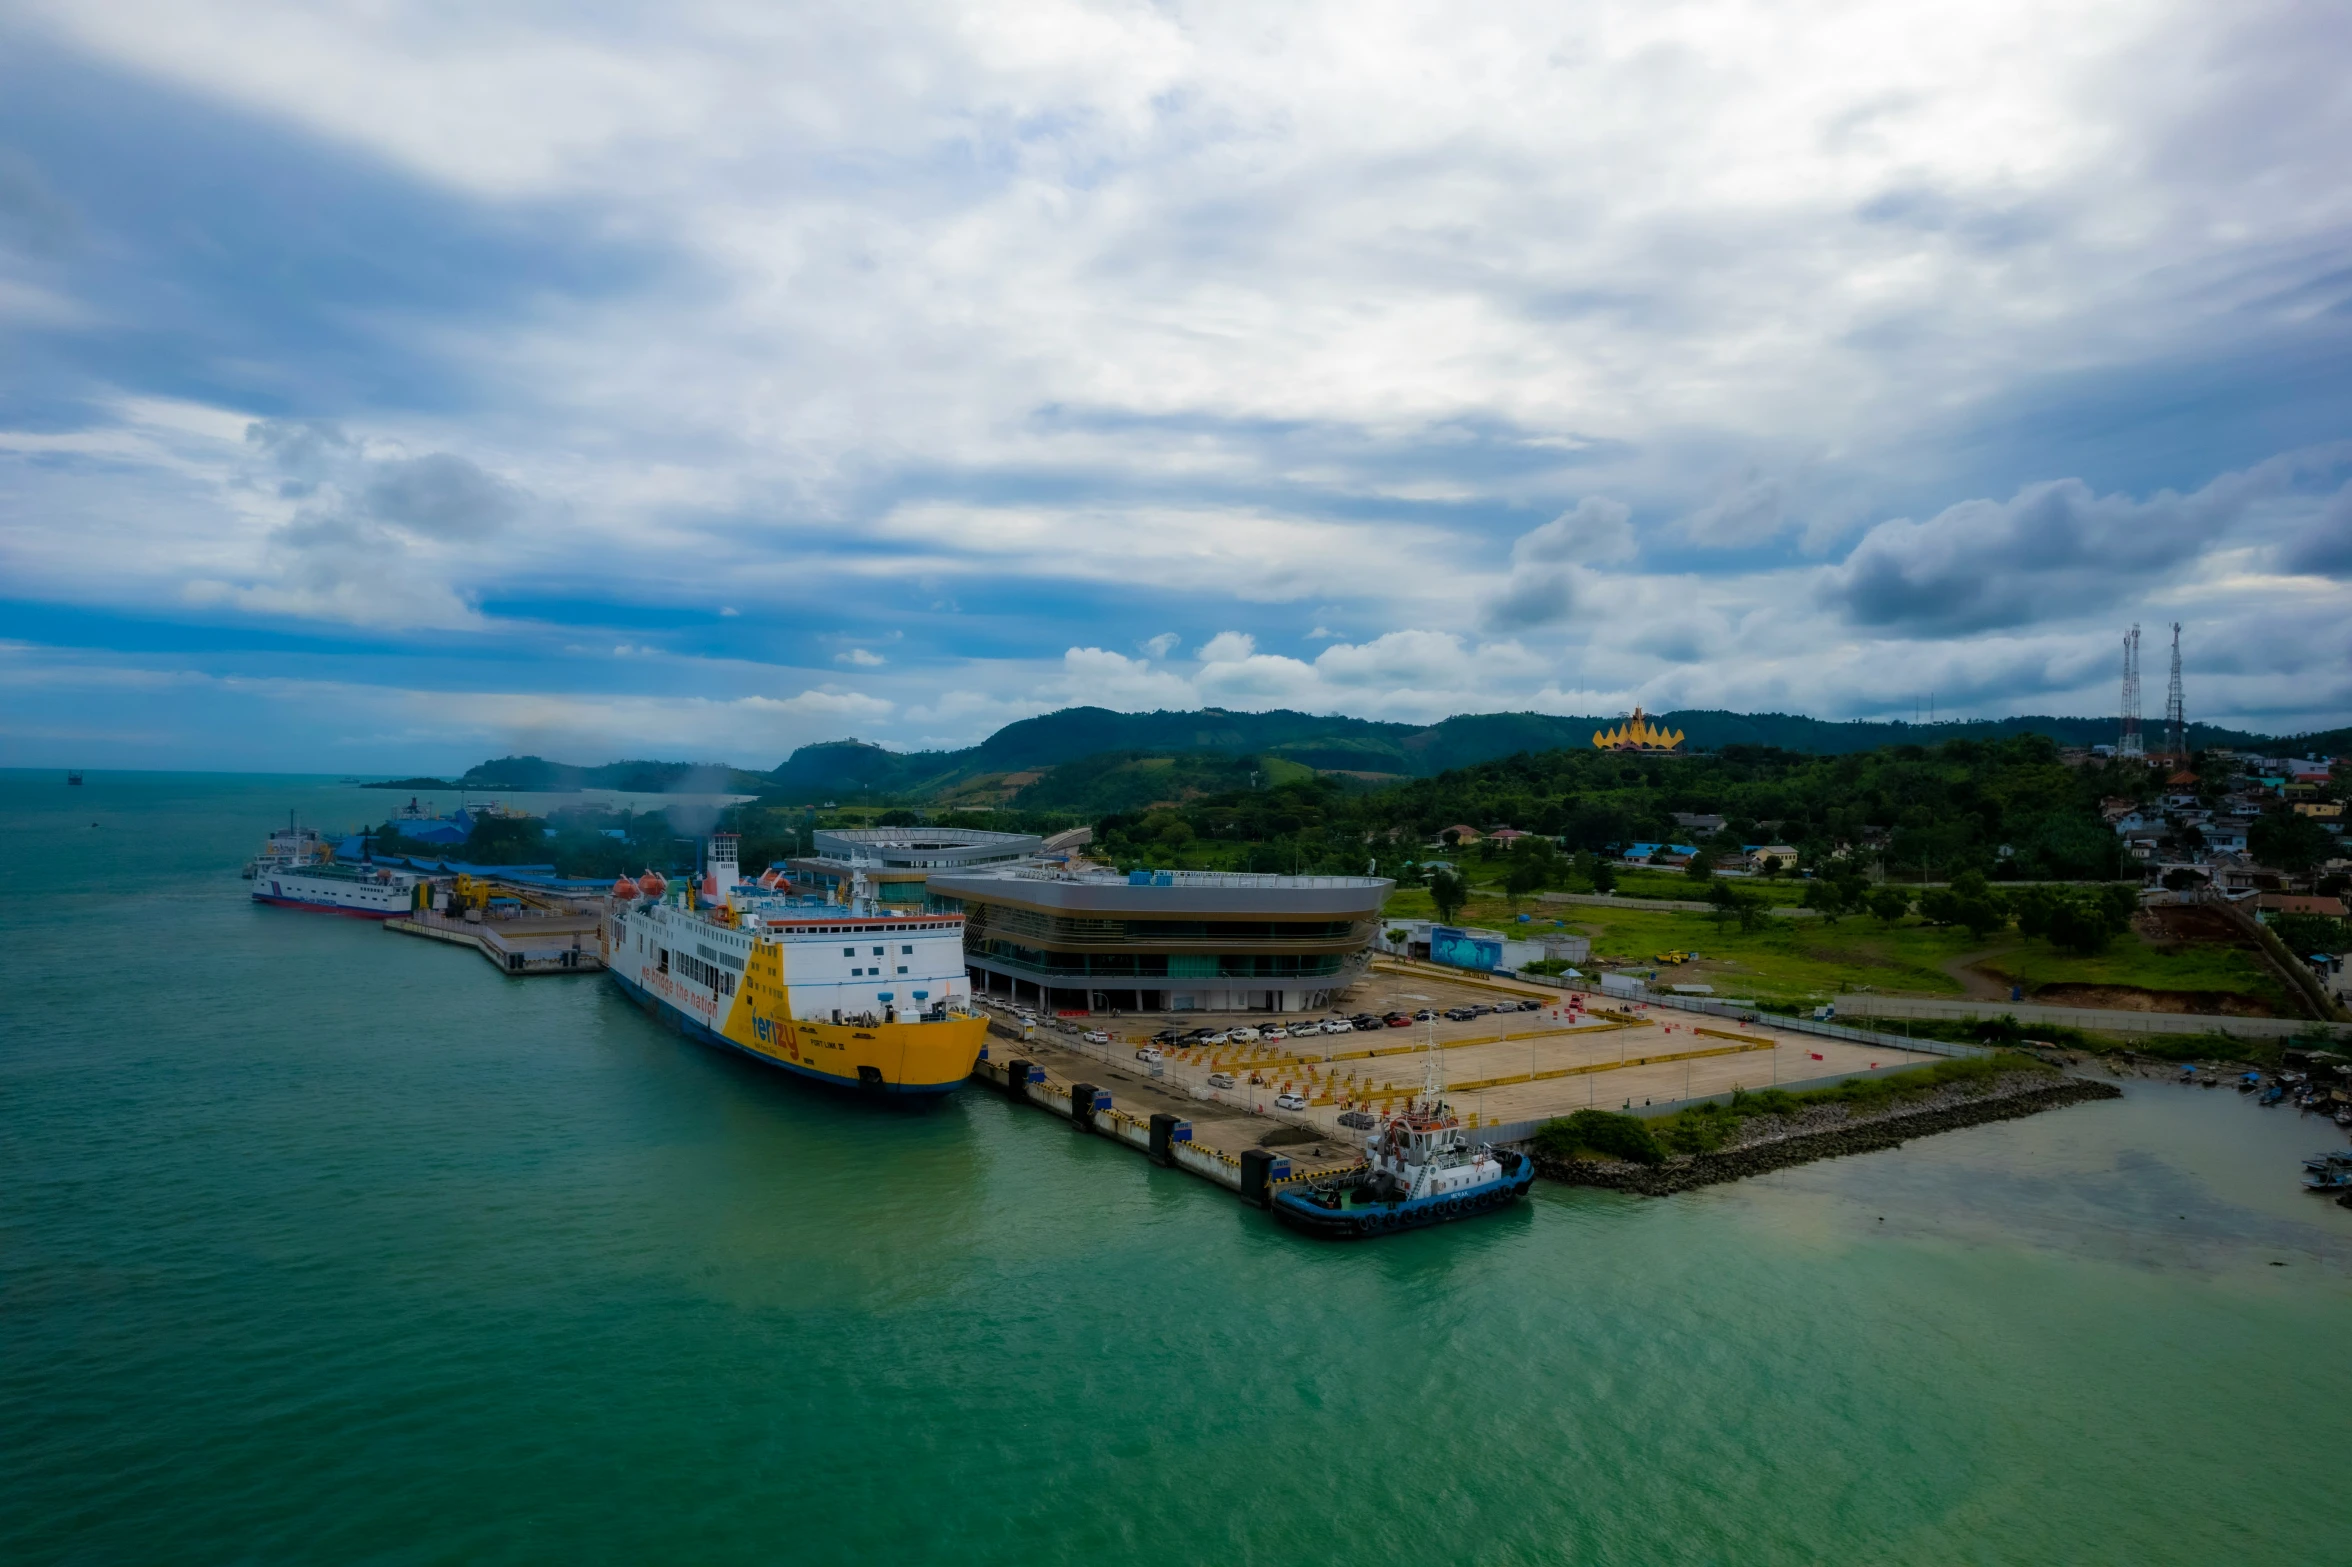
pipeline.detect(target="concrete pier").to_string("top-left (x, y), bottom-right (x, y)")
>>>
top-left (385, 911), bottom-right (604, 976)
top-left (972, 1029), bottom-right (1365, 1207)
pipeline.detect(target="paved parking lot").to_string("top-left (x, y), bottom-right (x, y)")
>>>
top-left (977, 965), bottom-right (1943, 1134)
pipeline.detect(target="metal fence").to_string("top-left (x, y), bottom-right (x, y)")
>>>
top-left (1830, 993), bottom-right (2352, 1041)
top-left (1568, 982), bottom-right (1991, 1060)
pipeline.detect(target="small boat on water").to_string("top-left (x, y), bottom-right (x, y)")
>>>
top-left (2258, 1084), bottom-right (2286, 1106)
top-left (66, 771), bottom-right (82, 786)
top-left (2300, 1152), bottom-right (2352, 1192)
top-left (1272, 1092), bottom-right (1533, 1238)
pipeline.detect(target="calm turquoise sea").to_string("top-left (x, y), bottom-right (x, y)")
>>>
top-left (4, 771), bottom-right (2348, 1565)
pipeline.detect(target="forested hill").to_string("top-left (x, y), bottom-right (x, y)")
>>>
top-left (763, 705), bottom-right (2282, 802)
top-left (410, 708), bottom-right (2338, 810)
top-left (1092, 734), bottom-right (2187, 883)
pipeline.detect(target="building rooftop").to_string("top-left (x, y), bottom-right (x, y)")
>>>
top-left (807, 825), bottom-right (1041, 869)
top-left (931, 863), bottom-right (1392, 913)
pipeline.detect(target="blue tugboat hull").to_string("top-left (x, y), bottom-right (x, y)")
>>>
top-left (1271, 1152), bottom-right (1536, 1239)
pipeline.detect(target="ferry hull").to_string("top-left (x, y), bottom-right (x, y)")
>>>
top-left (610, 967), bottom-right (979, 1096)
top-left (251, 893), bottom-right (405, 920)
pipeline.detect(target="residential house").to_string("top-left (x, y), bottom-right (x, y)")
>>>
top-left (2257, 893), bottom-right (2349, 920)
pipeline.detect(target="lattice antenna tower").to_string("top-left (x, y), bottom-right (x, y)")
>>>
top-left (2163, 622), bottom-right (2185, 761)
top-left (2117, 624), bottom-right (2143, 760)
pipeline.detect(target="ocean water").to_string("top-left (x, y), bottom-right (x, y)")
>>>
top-left (4, 770), bottom-right (2348, 1566)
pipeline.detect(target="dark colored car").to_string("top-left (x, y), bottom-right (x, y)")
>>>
top-left (1518, 999), bottom-right (1545, 1011)
top-left (1349, 1014), bottom-right (1382, 1030)
top-left (1444, 1006), bottom-right (1477, 1022)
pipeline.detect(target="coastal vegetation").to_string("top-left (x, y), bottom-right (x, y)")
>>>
top-left (1534, 1052), bottom-right (2060, 1163)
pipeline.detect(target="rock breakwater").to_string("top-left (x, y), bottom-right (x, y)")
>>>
top-left (1534, 1075), bottom-right (2124, 1196)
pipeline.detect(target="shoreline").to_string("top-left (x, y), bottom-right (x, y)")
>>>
top-left (1533, 1073), bottom-right (2125, 1195)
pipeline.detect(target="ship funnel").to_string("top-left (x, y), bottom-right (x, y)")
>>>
top-left (706, 832), bottom-right (740, 899)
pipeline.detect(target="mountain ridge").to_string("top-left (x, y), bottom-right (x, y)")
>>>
top-left (413, 706), bottom-right (2345, 805)
top-left (761, 705), bottom-right (2325, 802)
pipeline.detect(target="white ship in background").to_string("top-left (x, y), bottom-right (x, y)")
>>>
top-left (246, 816), bottom-right (427, 918)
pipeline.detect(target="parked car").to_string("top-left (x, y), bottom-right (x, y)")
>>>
top-left (1229, 1026), bottom-right (1261, 1043)
top-left (1444, 1006), bottom-right (1478, 1022)
top-left (1517, 999), bottom-right (1545, 1012)
top-left (1083, 1029), bottom-right (1110, 1044)
top-left (1263, 1026), bottom-right (1288, 1042)
top-left (1207, 1072), bottom-right (1237, 1089)
top-left (1349, 1014), bottom-right (1382, 1030)
top-left (1413, 1009), bottom-right (1438, 1021)
top-left (1383, 1013), bottom-right (1413, 1027)
top-left (1274, 1091), bottom-right (1308, 1111)
top-left (1152, 1029), bottom-right (1183, 1045)
top-left (1200, 1031), bottom-right (1229, 1045)
top-left (1323, 1019), bottom-right (1353, 1033)
top-left (1135, 1046), bottom-right (1163, 1062)
top-left (1469, 1004), bottom-right (1494, 1017)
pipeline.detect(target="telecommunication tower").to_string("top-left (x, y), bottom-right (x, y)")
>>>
top-left (2117, 624), bottom-right (2143, 761)
top-left (2163, 622), bottom-right (2185, 761)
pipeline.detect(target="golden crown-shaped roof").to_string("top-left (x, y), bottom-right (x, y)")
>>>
top-left (1593, 706), bottom-right (1684, 752)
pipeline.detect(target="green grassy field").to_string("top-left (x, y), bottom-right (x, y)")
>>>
top-left (1381, 889), bottom-right (2289, 1011)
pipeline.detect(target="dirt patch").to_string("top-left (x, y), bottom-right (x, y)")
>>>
top-left (2030, 983), bottom-right (2278, 1017)
top-left (1797, 944), bottom-right (1911, 972)
top-left (1256, 1125), bottom-right (1325, 1148)
top-left (1944, 948), bottom-right (2016, 1000)
top-left (2135, 904), bottom-right (2257, 948)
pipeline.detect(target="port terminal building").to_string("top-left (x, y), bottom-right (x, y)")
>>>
top-left (785, 826), bottom-right (1042, 910)
top-left (928, 866), bottom-right (1393, 1014)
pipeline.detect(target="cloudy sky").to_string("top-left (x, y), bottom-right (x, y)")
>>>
top-left (3, 0), bottom-right (2348, 771)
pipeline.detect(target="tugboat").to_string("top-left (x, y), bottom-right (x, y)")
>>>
top-left (1272, 1058), bottom-right (1534, 1238)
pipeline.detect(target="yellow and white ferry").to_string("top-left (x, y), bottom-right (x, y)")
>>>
top-left (602, 834), bottom-right (987, 1095)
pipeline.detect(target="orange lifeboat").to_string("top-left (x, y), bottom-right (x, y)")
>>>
top-left (757, 867), bottom-right (783, 890)
top-left (636, 871), bottom-right (667, 898)
top-left (610, 876), bottom-right (639, 901)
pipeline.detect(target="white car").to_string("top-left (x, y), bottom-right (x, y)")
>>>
top-left (1229, 1026), bottom-right (1261, 1043)
top-left (1084, 1029), bottom-right (1110, 1044)
top-left (1135, 1046), bottom-right (1164, 1062)
top-left (1323, 1019), bottom-right (1353, 1034)
top-left (1262, 1026), bottom-right (1288, 1042)
top-left (1275, 1091), bottom-right (1308, 1111)
top-left (1207, 1072), bottom-right (1237, 1089)
top-left (1200, 1031), bottom-right (1229, 1046)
